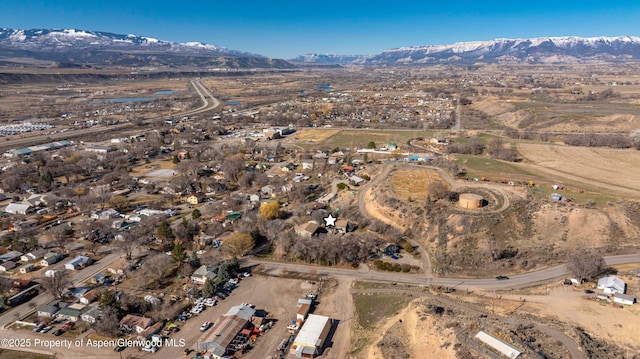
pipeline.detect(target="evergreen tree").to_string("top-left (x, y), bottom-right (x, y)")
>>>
top-left (171, 242), bottom-right (186, 262)
top-left (202, 278), bottom-right (215, 298)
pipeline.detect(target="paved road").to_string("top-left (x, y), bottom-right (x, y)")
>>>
top-left (248, 253), bottom-right (640, 291)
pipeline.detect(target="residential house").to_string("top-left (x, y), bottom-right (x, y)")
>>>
top-left (37, 300), bottom-right (67, 318)
top-left (64, 255), bottom-right (92, 270)
top-left (57, 303), bottom-right (86, 322)
top-left (191, 265), bottom-right (218, 284)
top-left (0, 250), bottom-right (23, 263)
top-left (597, 276), bottom-right (626, 294)
top-left (18, 263), bottom-right (34, 274)
top-left (302, 162), bottom-right (314, 170)
top-left (349, 175), bottom-right (365, 186)
top-left (0, 261), bottom-right (17, 272)
top-left (5, 202), bottom-right (33, 215)
top-left (24, 194), bottom-right (50, 207)
top-left (183, 193), bottom-right (205, 205)
top-left (295, 221), bottom-right (320, 238)
top-left (40, 252), bottom-right (62, 266)
top-left (20, 249), bottom-right (47, 262)
top-left (80, 305), bottom-right (100, 323)
top-left (119, 314), bottom-right (154, 333)
top-left (91, 209), bottom-right (120, 220)
top-left (334, 219), bottom-right (355, 234)
top-left (80, 289), bottom-right (101, 305)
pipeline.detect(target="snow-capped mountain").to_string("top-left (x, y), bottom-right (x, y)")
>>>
top-left (293, 36), bottom-right (640, 65)
top-left (0, 28), bottom-right (295, 69)
top-left (288, 53), bottom-right (370, 65)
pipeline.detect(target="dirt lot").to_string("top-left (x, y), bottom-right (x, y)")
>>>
top-left (390, 169), bottom-right (449, 200)
top-left (518, 143), bottom-right (640, 199)
top-left (352, 274), bottom-right (640, 359)
top-left (147, 273), bottom-right (353, 359)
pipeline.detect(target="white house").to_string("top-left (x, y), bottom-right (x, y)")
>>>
top-left (21, 249), bottom-right (47, 262)
top-left (597, 276), bottom-right (626, 294)
top-left (5, 202), bottom-right (32, 215)
top-left (64, 256), bottom-right (92, 270)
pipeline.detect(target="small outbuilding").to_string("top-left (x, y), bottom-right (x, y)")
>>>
top-left (475, 330), bottom-right (522, 359)
top-left (613, 293), bottom-right (636, 305)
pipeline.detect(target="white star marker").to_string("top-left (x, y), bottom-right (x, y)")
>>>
top-left (324, 214), bottom-right (337, 227)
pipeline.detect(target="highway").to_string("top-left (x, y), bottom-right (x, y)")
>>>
top-left (247, 253), bottom-right (640, 291)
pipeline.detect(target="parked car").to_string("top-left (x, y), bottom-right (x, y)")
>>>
top-left (40, 326), bottom-right (53, 333)
top-left (496, 275), bottom-right (510, 280)
top-left (33, 323), bottom-right (46, 332)
top-left (141, 345), bottom-right (158, 353)
top-left (200, 321), bottom-right (212, 331)
top-left (53, 329), bottom-right (65, 336)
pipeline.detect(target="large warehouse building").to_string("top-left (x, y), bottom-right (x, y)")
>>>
top-left (290, 314), bottom-right (333, 358)
top-left (198, 304), bottom-right (256, 358)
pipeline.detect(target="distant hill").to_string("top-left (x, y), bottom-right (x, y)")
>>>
top-left (0, 28), bottom-right (295, 69)
top-left (288, 53), bottom-right (370, 65)
top-left (293, 36), bottom-right (640, 66)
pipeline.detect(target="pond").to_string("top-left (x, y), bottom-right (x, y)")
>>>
top-left (89, 97), bottom-right (155, 104)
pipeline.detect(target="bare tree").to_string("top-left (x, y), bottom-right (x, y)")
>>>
top-left (140, 253), bottom-right (172, 289)
top-left (94, 306), bottom-right (121, 337)
top-left (48, 227), bottom-right (69, 253)
top-left (427, 181), bottom-right (449, 201)
top-left (567, 249), bottom-right (605, 281)
top-left (113, 232), bottom-right (138, 260)
top-left (40, 270), bottom-right (71, 299)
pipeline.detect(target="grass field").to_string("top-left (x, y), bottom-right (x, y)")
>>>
top-left (317, 129), bottom-right (434, 149)
top-left (518, 143), bottom-right (640, 199)
top-left (455, 154), bottom-right (538, 182)
top-left (391, 169), bottom-right (449, 200)
top-left (354, 292), bottom-right (413, 331)
top-left (289, 128), bottom-right (339, 143)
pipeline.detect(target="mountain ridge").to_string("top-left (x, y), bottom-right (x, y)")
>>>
top-left (291, 36), bottom-right (640, 65)
top-left (0, 28), bottom-right (295, 69)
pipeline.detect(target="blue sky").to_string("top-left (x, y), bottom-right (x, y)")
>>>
top-left (1, 1), bottom-right (639, 58)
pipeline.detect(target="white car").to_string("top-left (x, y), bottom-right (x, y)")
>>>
top-left (141, 345), bottom-right (158, 353)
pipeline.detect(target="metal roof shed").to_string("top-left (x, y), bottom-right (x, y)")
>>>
top-left (475, 330), bottom-right (523, 359)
